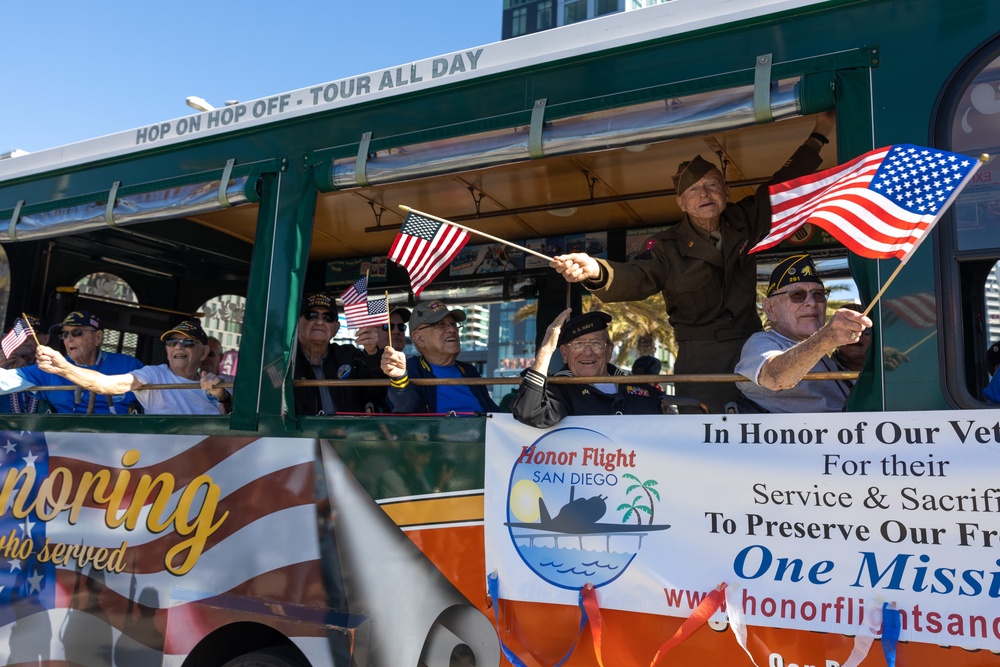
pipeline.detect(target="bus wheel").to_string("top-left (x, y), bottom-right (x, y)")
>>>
top-left (221, 647), bottom-right (310, 667)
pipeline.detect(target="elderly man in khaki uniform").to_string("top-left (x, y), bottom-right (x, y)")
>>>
top-left (550, 112), bottom-right (835, 412)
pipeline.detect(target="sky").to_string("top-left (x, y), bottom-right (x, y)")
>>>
top-left (1, 1), bottom-right (501, 153)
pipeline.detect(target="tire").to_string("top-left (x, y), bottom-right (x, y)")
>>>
top-left (220, 647), bottom-right (310, 667)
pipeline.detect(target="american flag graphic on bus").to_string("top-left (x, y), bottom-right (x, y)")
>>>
top-left (0, 432), bottom-right (334, 664)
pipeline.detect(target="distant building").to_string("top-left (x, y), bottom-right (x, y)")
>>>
top-left (987, 262), bottom-right (1000, 343)
top-left (502, 0), bottom-right (671, 39)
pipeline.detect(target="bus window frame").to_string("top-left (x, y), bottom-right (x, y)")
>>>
top-left (934, 31), bottom-right (1000, 409)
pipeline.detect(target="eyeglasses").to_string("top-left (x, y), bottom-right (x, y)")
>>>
top-left (567, 340), bottom-right (610, 353)
top-left (304, 310), bottom-right (336, 323)
top-left (770, 288), bottom-right (831, 303)
top-left (165, 338), bottom-right (198, 348)
top-left (60, 328), bottom-right (94, 339)
top-left (418, 319), bottom-right (462, 332)
top-left (382, 323), bottom-right (407, 332)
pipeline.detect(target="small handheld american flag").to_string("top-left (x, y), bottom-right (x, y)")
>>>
top-left (1, 318), bottom-right (30, 359)
top-left (341, 277), bottom-right (390, 328)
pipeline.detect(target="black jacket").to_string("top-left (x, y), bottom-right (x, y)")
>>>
top-left (510, 365), bottom-right (664, 428)
top-left (293, 343), bottom-right (379, 415)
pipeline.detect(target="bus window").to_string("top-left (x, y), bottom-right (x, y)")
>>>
top-left (198, 293), bottom-right (245, 375)
top-left (939, 37), bottom-right (1000, 405)
top-left (75, 272), bottom-right (139, 358)
top-left (988, 261), bottom-right (1000, 342)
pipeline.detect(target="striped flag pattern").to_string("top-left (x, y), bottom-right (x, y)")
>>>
top-left (884, 292), bottom-right (936, 329)
top-left (0, 433), bottom-right (332, 664)
top-left (388, 212), bottom-right (469, 296)
top-left (1, 319), bottom-right (29, 358)
top-left (340, 277), bottom-right (390, 328)
top-left (751, 145), bottom-right (981, 260)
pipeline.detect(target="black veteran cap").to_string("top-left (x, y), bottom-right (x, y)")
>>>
top-left (766, 253), bottom-right (823, 297)
top-left (390, 306), bottom-right (411, 323)
top-left (50, 310), bottom-right (102, 334)
top-left (21, 314), bottom-right (42, 331)
top-left (161, 320), bottom-right (208, 345)
top-left (558, 311), bottom-right (613, 346)
top-left (987, 340), bottom-right (1000, 372)
top-left (672, 155), bottom-right (720, 195)
top-left (302, 293), bottom-right (339, 316)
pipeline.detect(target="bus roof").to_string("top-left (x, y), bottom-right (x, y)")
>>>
top-left (0, 0), bottom-right (832, 181)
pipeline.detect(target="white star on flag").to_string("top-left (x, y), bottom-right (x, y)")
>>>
top-left (27, 570), bottom-right (43, 594)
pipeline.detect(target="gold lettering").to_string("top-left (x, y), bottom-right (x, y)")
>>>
top-left (9, 448), bottom-right (227, 575)
top-left (132, 472), bottom-right (177, 532)
top-left (69, 470), bottom-right (111, 524)
top-left (165, 475), bottom-right (229, 575)
top-left (1, 465), bottom-right (36, 519)
top-left (35, 467), bottom-right (73, 521)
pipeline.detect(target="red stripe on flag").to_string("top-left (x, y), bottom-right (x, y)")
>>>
top-left (753, 145), bottom-right (980, 260)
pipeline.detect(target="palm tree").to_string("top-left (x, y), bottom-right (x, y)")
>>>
top-left (617, 495), bottom-right (651, 525)
top-left (622, 473), bottom-right (660, 525)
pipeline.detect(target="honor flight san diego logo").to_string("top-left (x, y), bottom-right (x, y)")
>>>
top-left (504, 427), bottom-right (669, 590)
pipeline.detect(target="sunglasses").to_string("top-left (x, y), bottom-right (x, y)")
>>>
top-left (304, 310), bottom-right (336, 323)
top-left (60, 328), bottom-right (94, 339)
top-left (770, 288), bottom-right (831, 303)
top-left (164, 338), bottom-right (198, 348)
top-left (382, 323), bottom-right (407, 332)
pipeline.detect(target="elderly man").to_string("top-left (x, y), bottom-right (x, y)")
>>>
top-left (0, 310), bottom-right (142, 413)
top-left (36, 320), bottom-right (230, 414)
top-left (380, 300), bottom-right (499, 414)
top-left (734, 254), bottom-right (871, 413)
top-left (549, 112), bottom-right (836, 412)
top-left (511, 309), bottom-right (666, 428)
top-left (201, 336), bottom-right (223, 375)
top-left (293, 292), bottom-right (376, 415)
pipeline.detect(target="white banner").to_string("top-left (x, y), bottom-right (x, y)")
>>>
top-left (485, 411), bottom-right (1000, 650)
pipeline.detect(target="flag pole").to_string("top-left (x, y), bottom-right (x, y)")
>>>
top-left (861, 153), bottom-right (988, 319)
top-left (901, 329), bottom-right (937, 356)
top-left (21, 312), bottom-right (40, 346)
top-left (385, 290), bottom-right (390, 332)
top-left (399, 205), bottom-right (555, 262)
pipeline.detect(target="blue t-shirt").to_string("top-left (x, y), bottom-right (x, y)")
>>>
top-left (985, 373), bottom-right (1000, 403)
top-left (431, 363), bottom-right (483, 414)
top-left (12, 351), bottom-right (143, 414)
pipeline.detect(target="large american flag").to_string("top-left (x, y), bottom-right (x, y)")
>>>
top-left (340, 277), bottom-right (389, 328)
top-left (752, 145), bottom-right (982, 260)
top-left (388, 212), bottom-right (469, 296)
